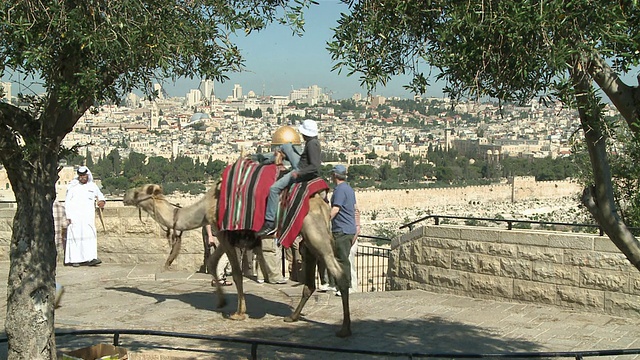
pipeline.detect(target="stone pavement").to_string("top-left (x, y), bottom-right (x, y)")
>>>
top-left (0, 262), bottom-right (639, 359)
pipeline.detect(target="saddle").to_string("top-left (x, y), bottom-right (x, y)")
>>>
top-left (276, 177), bottom-right (329, 248)
top-left (217, 159), bottom-right (328, 248)
top-left (217, 159), bottom-right (278, 232)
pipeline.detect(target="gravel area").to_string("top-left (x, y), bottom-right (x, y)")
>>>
top-left (361, 196), bottom-right (592, 239)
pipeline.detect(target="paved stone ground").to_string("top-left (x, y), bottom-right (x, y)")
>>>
top-left (0, 262), bottom-right (638, 359)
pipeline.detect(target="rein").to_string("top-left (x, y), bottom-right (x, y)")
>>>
top-left (134, 193), bottom-right (182, 234)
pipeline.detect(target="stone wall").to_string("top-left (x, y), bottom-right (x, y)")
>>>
top-left (356, 177), bottom-right (581, 211)
top-left (0, 207), bottom-right (207, 271)
top-left (389, 225), bottom-right (640, 317)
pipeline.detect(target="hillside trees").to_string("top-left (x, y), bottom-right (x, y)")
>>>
top-left (329, 0), bottom-right (640, 271)
top-left (0, 1), bottom-right (313, 358)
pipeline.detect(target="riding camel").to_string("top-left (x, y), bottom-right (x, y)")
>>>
top-left (123, 182), bottom-right (353, 337)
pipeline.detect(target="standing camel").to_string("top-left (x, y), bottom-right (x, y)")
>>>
top-left (123, 183), bottom-right (353, 337)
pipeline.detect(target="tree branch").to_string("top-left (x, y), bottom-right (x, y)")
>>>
top-left (0, 102), bottom-right (39, 137)
top-left (588, 55), bottom-right (640, 132)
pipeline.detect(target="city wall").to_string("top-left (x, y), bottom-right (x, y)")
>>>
top-left (389, 225), bottom-right (640, 317)
top-left (355, 177), bottom-right (581, 211)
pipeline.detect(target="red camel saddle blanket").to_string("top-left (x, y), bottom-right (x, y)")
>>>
top-left (217, 159), bottom-right (278, 232)
top-left (277, 177), bottom-right (329, 248)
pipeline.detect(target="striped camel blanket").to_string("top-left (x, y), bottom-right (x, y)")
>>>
top-left (217, 159), bottom-right (279, 232)
top-left (277, 177), bottom-right (329, 248)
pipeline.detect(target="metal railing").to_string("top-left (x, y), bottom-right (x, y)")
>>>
top-left (2, 329), bottom-right (638, 359)
top-left (355, 240), bottom-right (390, 293)
top-left (310, 234), bottom-right (391, 293)
top-left (400, 214), bottom-right (608, 235)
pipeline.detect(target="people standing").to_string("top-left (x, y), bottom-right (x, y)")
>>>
top-left (257, 119), bottom-right (322, 237)
top-left (329, 164), bottom-right (360, 296)
top-left (285, 235), bottom-right (304, 282)
top-left (53, 199), bottom-right (67, 256)
top-left (52, 199), bottom-right (67, 307)
top-left (256, 237), bottom-right (288, 284)
top-left (317, 262), bottom-right (337, 292)
top-left (64, 166), bottom-right (105, 267)
top-left (203, 224), bottom-right (232, 286)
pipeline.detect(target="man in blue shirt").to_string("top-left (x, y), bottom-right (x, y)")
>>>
top-left (330, 164), bottom-right (360, 295)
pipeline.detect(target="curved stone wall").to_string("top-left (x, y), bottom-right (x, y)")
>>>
top-left (2, 189), bottom-right (639, 318)
top-left (389, 225), bottom-right (640, 317)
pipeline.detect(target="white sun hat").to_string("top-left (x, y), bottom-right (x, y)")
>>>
top-left (298, 119), bottom-right (318, 137)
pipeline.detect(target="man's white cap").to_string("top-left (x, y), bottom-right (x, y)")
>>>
top-left (298, 119), bottom-right (318, 137)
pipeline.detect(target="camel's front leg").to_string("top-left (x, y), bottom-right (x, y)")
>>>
top-left (323, 236), bottom-right (353, 338)
top-left (226, 245), bottom-right (247, 320)
top-left (285, 243), bottom-right (317, 323)
top-left (336, 277), bottom-right (352, 338)
top-left (164, 230), bottom-right (182, 270)
top-left (207, 245), bottom-right (227, 309)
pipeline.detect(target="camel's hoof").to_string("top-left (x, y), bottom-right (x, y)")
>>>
top-left (336, 328), bottom-right (352, 338)
top-left (284, 316), bottom-right (298, 323)
top-left (229, 313), bottom-right (246, 321)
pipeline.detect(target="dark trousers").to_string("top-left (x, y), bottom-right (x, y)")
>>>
top-left (332, 231), bottom-right (353, 287)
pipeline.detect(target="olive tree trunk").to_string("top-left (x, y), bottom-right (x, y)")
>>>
top-left (572, 64), bottom-right (640, 272)
top-left (5, 161), bottom-right (60, 359)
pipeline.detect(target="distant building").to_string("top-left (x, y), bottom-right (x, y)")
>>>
top-left (0, 165), bottom-right (78, 201)
top-left (149, 102), bottom-right (159, 129)
top-left (290, 85), bottom-right (324, 105)
top-left (370, 95), bottom-right (386, 108)
top-left (125, 93), bottom-right (141, 108)
top-left (199, 79), bottom-right (215, 104)
top-left (186, 89), bottom-right (201, 107)
top-left (232, 84), bottom-right (243, 100)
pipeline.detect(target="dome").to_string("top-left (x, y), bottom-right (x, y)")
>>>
top-left (190, 112), bottom-right (210, 122)
top-left (271, 126), bottom-right (302, 145)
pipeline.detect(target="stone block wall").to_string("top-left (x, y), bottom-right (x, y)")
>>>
top-left (389, 225), bottom-right (640, 317)
top-left (0, 207), bottom-right (207, 271)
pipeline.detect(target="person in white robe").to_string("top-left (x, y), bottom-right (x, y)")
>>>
top-left (64, 166), bottom-right (105, 266)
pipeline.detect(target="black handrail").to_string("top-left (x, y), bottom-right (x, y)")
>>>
top-left (399, 214), bottom-right (608, 236)
top-left (358, 234), bottom-right (391, 242)
top-left (1, 329), bottom-right (637, 359)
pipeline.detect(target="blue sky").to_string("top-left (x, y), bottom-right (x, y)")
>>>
top-left (1, 1), bottom-right (426, 100)
top-left (169, 1), bottom-right (435, 100)
top-left (4, 1), bottom-right (637, 101)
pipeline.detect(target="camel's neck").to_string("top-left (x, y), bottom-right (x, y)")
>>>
top-left (140, 196), bottom-right (211, 231)
top-left (138, 198), bottom-right (178, 230)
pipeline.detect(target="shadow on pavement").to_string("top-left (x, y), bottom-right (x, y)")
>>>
top-left (0, 316), bottom-right (543, 359)
top-left (104, 286), bottom-right (293, 319)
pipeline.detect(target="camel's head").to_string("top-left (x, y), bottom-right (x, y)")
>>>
top-left (123, 184), bottom-right (164, 206)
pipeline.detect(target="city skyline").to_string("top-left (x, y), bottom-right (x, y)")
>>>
top-left (1, 1), bottom-right (445, 102)
top-left (4, 1), bottom-right (638, 102)
top-left (168, 1), bottom-right (442, 100)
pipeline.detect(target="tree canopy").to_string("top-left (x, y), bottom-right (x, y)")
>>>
top-left (328, 0), bottom-right (640, 270)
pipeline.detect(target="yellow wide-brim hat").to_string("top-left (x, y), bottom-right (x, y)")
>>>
top-left (272, 125), bottom-right (302, 145)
